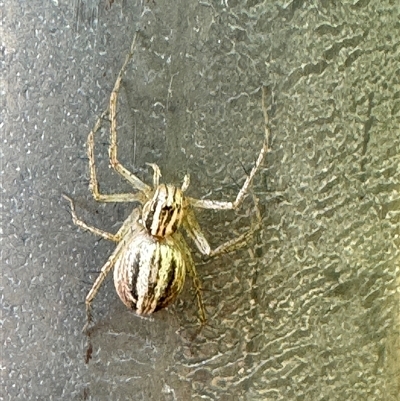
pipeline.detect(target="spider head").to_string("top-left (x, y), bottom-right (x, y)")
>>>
top-left (142, 184), bottom-right (185, 238)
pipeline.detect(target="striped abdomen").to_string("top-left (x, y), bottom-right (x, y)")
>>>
top-left (113, 230), bottom-right (188, 315)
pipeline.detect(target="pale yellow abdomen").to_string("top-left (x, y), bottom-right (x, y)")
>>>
top-left (113, 231), bottom-right (189, 315)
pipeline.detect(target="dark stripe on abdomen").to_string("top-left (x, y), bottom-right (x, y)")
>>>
top-left (155, 255), bottom-right (178, 311)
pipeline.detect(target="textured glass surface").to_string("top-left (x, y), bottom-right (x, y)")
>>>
top-left (3, 0), bottom-right (399, 400)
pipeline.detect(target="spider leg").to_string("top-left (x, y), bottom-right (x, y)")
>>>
top-left (63, 193), bottom-right (144, 241)
top-left (87, 112), bottom-right (149, 203)
top-left (71, 206), bottom-right (142, 333)
top-left (208, 192), bottom-right (262, 258)
top-left (182, 208), bottom-right (211, 255)
top-left (109, 32), bottom-right (151, 193)
top-left (114, 207), bottom-right (142, 239)
top-left (186, 260), bottom-right (206, 324)
top-left (63, 194), bottom-right (120, 242)
top-left (184, 192), bottom-right (262, 258)
top-left (83, 237), bottom-right (129, 333)
top-left (187, 86), bottom-right (270, 211)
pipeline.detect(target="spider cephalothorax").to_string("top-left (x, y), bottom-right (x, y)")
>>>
top-left (142, 183), bottom-right (187, 238)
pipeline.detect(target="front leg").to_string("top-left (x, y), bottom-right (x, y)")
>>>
top-left (108, 32), bottom-right (151, 193)
top-left (87, 111), bottom-right (150, 203)
top-left (187, 86), bottom-right (270, 212)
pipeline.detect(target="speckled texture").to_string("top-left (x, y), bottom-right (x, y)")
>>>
top-left (2, 0), bottom-right (399, 400)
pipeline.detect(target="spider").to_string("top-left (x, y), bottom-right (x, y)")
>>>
top-left (63, 32), bottom-right (270, 332)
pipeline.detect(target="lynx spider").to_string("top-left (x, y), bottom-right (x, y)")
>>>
top-left (64, 32), bottom-right (270, 331)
